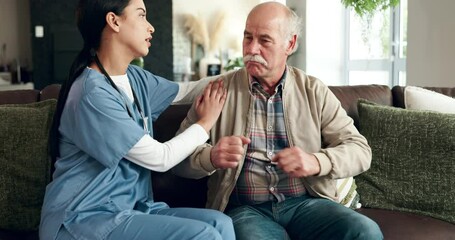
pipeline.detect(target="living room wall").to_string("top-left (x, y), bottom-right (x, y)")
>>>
top-left (29, 0), bottom-right (172, 90)
top-left (0, 0), bottom-right (31, 71)
top-left (407, 0), bottom-right (455, 87)
top-left (2, 0), bottom-right (454, 89)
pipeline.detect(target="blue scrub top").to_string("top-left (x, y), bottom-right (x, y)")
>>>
top-left (40, 65), bottom-right (179, 240)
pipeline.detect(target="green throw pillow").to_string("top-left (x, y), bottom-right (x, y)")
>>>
top-left (355, 99), bottom-right (455, 224)
top-left (0, 99), bottom-right (57, 231)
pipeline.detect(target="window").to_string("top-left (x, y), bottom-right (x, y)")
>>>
top-left (305, 0), bottom-right (407, 87)
top-left (345, 0), bottom-right (407, 86)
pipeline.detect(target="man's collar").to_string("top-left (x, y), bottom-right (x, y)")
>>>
top-left (248, 67), bottom-right (287, 92)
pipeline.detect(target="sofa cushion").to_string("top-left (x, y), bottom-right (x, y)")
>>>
top-left (355, 99), bottom-right (455, 224)
top-left (357, 208), bottom-right (455, 239)
top-left (404, 86), bottom-right (455, 113)
top-left (0, 99), bottom-right (57, 231)
top-left (337, 176), bottom-right (360, 209)
top-left (392, 86), bottom-right (455, 109)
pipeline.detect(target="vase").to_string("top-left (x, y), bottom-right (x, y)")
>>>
top-left (199, 54), bottom-right (221, 78)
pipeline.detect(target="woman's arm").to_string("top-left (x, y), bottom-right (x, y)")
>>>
top-left (125, 124), bottom-right (208, 172)
top-left (126, 80), bottom-right (226, 172)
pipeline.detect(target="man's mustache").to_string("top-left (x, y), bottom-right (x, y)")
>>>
top-left (243, 55), bottom-right (268, 67)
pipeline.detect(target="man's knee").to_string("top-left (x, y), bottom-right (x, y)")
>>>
top-left (344, 215), bottom-right (383, 240)
top-left (227, 205), bottom-right (262, 223)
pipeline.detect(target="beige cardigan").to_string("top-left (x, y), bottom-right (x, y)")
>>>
top-left (173, 66), bottom-right (371, 211)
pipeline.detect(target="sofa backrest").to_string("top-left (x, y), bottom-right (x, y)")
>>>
top-left (0, 84), bottom-right (61, 105)
top-left (328, 85), bottom-right (392, 127)
top-left (0, 89), bottom-right (40, 104)
top-left (152, 104), bottom-right (208, 207)
top-left (153, 85), bottom-right (394, 144)
top-left (39, 84), bottom-right (61, 101)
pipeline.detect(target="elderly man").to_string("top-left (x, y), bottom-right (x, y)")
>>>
top-left (174, 2), bottom-right (383, 239)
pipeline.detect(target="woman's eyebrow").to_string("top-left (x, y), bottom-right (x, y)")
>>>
top-left (137, 8), bottom-right (146, 13)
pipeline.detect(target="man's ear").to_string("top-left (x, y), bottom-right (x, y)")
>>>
top-left (106, 12), bottom-right (120, 32)
top-left (285, 34), bottom-right (297, 55)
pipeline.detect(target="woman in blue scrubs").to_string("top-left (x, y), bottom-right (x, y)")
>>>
top-left (39, 0), bottom-right (234, 239)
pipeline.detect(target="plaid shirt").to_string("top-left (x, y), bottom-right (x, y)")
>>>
top-left (229, 73), bottom-right (306, 205)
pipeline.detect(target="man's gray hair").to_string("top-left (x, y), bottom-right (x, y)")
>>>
top-left (284, 7), bottom-right (303, 54)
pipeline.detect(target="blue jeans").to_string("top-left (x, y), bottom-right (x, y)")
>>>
top-left (226, 195), bottom-right (383, 240)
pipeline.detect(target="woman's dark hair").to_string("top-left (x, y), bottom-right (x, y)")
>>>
top-left (50, 0), bottom-right (131, 163)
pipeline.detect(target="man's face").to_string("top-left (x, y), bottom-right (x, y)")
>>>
top-left (242, 9), bottom-right (292, 80)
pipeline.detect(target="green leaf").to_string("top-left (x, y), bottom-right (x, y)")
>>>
top-left (224, 57), bottom-right (244, 71)
top-left (341, 0), bottom-right (400, 17)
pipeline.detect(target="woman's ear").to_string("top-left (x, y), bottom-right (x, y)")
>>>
top-left (106, 12), bottom-right (120, 32)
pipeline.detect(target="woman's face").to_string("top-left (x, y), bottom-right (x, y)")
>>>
top-left (117, 0), bottom-right (154, 58)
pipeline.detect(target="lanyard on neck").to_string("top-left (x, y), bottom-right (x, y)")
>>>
top-left (94, 55), bottom-right (149, 134)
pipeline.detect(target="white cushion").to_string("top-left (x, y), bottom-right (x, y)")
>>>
top-left (337, 177), bottom-right (361, 209)
top-left (404, 86), bottom-right (455, 114)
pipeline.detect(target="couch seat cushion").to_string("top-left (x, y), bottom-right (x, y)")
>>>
top-left (357, 208), bottom-right (455, 240)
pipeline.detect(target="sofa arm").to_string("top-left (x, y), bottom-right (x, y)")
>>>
top-left (40, 84), bottom-right (61, 101)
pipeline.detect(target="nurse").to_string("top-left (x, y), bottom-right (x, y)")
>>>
top-left (39, 0), bottom-right (234, 239)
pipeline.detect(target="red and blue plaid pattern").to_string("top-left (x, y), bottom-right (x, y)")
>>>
top-left (230, 76), bottom-right (305, 205)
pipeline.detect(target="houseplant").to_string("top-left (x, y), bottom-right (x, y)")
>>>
top-left (224, 57), bottom-right (244, 71)
top-left (130, 57), bottom-right (144, 68)
top-left (341, 0), bottom-right (400, 16)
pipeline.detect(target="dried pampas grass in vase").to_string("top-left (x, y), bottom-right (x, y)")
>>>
top-left (184, 13), bottom-right (210, 55)
top-left (200, 11), bottom-right (227, 78)
top-left (184, 11), bottom-right (227, 78)
top-left (208, 11), bottom-right (227, 57)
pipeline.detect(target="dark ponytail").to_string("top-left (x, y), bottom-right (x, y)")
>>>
top-left (49, 0), bottom-right (131, 165)
top-left (49, 46), bottom-right (93, 162)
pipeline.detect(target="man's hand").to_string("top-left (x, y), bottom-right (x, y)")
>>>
top-left (272, 147), bottom-right (321, 178)
top-left (211, 136), bottom-right (251, 169)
